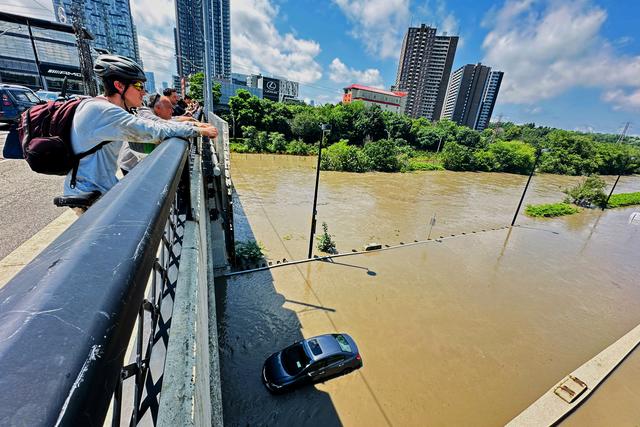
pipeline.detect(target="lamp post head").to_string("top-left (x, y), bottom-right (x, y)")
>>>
top-left (321, 123), bottom-right (332, 132)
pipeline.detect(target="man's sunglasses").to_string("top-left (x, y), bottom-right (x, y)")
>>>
top-left (130, 81), bottom-right (145, 91)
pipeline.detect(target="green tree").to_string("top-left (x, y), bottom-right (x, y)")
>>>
top-left (563, 176), bottom-right (607, 208)
top-left (362, 139), bottom-right (402, 172)
top-left (353, 104), bottom-right (386, 145)
top-left (267, 132), bottom-right (287, 153)
top-left (487, 140), bottom-right (536, 174)
top-left (187, 72), bottom-right (221, 104)
top-left (441, 141), bottom-right (476, 171)
top-left (229, 89), bottom-right (263, 137)
top-left (539, 130), bottom-right (599, 175)
top-left (291, 109), bottom-right (322, 143)
top-left (321, 140), bottom-right (369, 172)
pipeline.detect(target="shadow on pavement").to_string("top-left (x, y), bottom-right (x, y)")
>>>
top-left (214, 192), bottom-right (342, 426)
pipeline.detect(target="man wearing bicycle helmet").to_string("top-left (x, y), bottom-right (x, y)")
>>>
top-left (64, 54), bottom-right (218, 198)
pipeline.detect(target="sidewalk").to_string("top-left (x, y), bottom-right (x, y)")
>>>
top-left (0, 210), bottom-right (76, 288)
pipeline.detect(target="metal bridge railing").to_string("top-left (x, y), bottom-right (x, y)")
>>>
top-left (0, 137), bottom-right (194, 426)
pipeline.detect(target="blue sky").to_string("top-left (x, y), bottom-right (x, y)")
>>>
top-left (6, 0), bottom-right (640, 134)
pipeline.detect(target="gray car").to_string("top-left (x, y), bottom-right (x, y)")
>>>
top-left (262, 333), bottom-right (363, 393)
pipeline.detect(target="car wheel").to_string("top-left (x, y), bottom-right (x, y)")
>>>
top-left (343, 368), bottom-right (353, 375)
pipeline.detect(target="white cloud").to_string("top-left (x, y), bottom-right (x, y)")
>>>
top-left (328, 58), bottom-right (383, 87)
top-left (130, 0), bottom-right (176, 89)
top-left (416, 0), bottom-right (460, 35)
top-left (603, 89), bottom-right (640, 111)
top-left (332, 0), bottom-right (411, 59)
top-left (231, 0), bottom-right (323, 83)
top-left (482, 0), bottom-right (640, 111)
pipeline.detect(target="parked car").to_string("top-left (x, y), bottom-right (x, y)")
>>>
top-left (262, 333), bottom-right (362, 393)
top-left (0, 84), bottom-right (41, 124)
top-left (35, 90), bottom-right (61, 102)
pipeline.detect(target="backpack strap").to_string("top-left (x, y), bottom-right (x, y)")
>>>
top-left (69, 141), bottom-right (112, 189)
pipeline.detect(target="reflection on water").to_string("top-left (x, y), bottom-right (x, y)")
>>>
top-left (218, 154), bottom-right (640, 426)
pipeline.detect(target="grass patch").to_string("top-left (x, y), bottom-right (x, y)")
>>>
top-left (230, 142), bottom-right (250, 153)
top-left (607, 192), bottom-right (640, 208)
top-left (408, 158), bottom-right (444, 171)
top-left (525, 203), bottom-right (579, 218)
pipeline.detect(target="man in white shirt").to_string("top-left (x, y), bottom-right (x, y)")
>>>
top-left (65, 55), bottom-right (218, 198)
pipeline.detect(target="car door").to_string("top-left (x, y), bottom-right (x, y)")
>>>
top-left (323, 355), bottom-right (347, 377)
top-left (306, 358), bottom-right (329, 382)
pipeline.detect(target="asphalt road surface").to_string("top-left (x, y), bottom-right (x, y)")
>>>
top-left (0, 126), bottom-right (66, 260)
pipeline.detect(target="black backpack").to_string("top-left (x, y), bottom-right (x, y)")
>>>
top-left (18, 99), bottom-right (109, 188)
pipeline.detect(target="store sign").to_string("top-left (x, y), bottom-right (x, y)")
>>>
top-left (262, 77), bottom-right (280, 101)
top-left (39, 63), bottom-right (82, 78)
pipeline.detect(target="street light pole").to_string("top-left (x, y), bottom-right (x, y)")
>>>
top-left (308, 124), bottom-right (331, 259)
top-left (603, 156), bottom-right (636, 210)
top-left (511, 148), bottom-right (546, 226)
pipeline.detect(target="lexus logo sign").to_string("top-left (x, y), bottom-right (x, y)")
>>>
top-left (262, 77), bottom-right (280, 101)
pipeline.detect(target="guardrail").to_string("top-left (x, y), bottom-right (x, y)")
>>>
top-left (0, 137), bottom-right (191, 426)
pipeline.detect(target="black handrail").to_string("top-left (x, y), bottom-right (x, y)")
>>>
top-left (0, 138), bottom-right (189, 426)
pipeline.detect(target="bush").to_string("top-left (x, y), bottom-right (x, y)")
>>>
top-left (408, 159), bottom-right (444, 171)
top-left (525, 203), bottom-right (579, 217)
top-left (230, 142), bottom-right (250, 153)
top-left (487, 140), bottom-right (535, 174)
top-left (316, 222), bottom-right (337, 253)
top-left (362, 139), bottom-right (402, 172)
top-left (472, 150), bottom-right (498, 171)
top-left (607, 192), bottom-right (640, 208)
top-left (267, 132), bottom-right (287, 153)
top-left (441, 141), bottom-right (476, 171)
top-left (563, 176), bottom-right (607, 208)
top-left (321, 140), bottom-right (369, 172)
top-left (235, 240), bottom-right (265, 263)
top-left (285, 139), bottom-right (312, 156)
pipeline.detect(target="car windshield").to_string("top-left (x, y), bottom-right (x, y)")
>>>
top-left (37, 92), bottom-right (58, 101)
top-left (281, 343), bottom-right (310, 376)
top-left (9, 89), bottom-right (39, 103)
top-left (334, 334), bottom-right (352, 352)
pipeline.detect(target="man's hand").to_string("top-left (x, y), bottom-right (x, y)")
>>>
top-left (199, 126), bottom-right (218, 139)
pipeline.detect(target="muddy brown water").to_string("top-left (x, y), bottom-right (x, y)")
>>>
top-left (217, 153), bottom-right (640, 426)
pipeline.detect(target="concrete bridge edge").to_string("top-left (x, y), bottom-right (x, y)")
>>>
top-left (157, 149), bottom-right (224, 427)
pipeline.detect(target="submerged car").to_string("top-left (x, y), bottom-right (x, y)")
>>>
top-left (262, 333), bottom-right (362, 393)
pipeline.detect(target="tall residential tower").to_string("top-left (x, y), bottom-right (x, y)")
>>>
top-left (174, 0), bottom-right (231, 79)
top-left (440, 63), bottom-right (503, 131)
top-left (52, 0), bottom-right (141, 64)
top-left (393, 24), bottom-right (458, 120)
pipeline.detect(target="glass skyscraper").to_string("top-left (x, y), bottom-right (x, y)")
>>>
top-left (52, 0), bottom-right (141, 65)
top-left (174, 0), bottom-right (231, 79)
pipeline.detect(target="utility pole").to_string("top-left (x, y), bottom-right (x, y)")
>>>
top-left (308, 124), bottom-right (331, 259)
top-left (603, 123), bottom-right (633, 210)
top-left (202, 0), bottom-right (214, 117)
top-left (71, 0), bottom-right (97, 96)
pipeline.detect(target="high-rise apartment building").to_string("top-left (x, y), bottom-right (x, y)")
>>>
top-left (393, 24), bottom-right (458, 120)
top-left (475, 70), bottom-right (503, 131)
top-left (174, 0), bottom-right (231, 79)
top-left (52, 0), bottom-right (141, 64)
top-left (144, 71), bottom-right (156, 93)
top-left (440, 63), bottom-right (503, 131)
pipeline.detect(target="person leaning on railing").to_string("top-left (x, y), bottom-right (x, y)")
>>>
top-left (118, 94), bottom-right (215, 175)
top-left (64, 55), bottom-right (218, 198)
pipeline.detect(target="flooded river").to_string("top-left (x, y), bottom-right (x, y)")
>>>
top-left (216, 154), bottom-right (640, 426)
